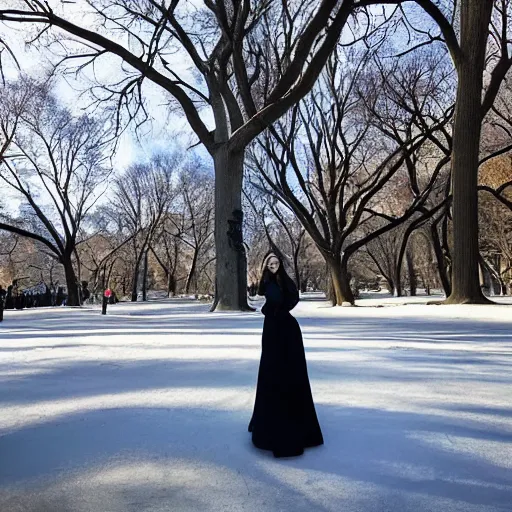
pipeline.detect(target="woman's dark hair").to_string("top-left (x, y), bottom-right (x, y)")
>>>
top-left (258, 252), bottom-right (290, 295)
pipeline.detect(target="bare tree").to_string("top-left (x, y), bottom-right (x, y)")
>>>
top-left (365, 224), bottom-right (405, 296)
top-left (150, 215), bottom-right (186, 297)
top-left (0, 78), bottom-right (110, 305)
top-left (244, 183), bottom-right (306, 289)
top-left (0, 229), bottom-right (63, 290)
top-left (105, 153), bottom-right (179, 301)
top-left (479, 192), bottom-right (512, 294)
top-left (174, 161), bottom-right (215, 294)
top-left (77, 226), bottom-right (140, 298)
top-left (249, 45), bottom-right (450, 304)
top-left (0, 76), bottom-right (35, 161)
top-left (0, 0), bottom-right (401, 310)
top-left (478, 155), bottom-right (512, 294)
top-left (379, 0), bottom-right (512, 303)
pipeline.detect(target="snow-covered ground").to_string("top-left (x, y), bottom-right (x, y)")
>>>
top-left (1, 294), bottom-right (511, 512)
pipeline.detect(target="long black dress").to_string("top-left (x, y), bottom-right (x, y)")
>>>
top-left (248, 274), bottom-right (324, 457)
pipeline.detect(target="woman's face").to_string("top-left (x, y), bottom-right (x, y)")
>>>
top-left (267, 257), bottom-right (280, 274)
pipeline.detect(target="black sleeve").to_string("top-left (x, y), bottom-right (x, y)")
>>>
top-left (283, 275), bottom-right (299, 311)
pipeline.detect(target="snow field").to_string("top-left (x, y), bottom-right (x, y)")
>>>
top-left (0, 295), bottom-right (511, 512)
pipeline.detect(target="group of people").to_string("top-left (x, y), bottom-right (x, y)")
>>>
top-left (0, 279), bottom-right (121, 311)
top-left (0, 281), bottom-right (68, 310)
top-left (0, 279), bottom-right (94, 310)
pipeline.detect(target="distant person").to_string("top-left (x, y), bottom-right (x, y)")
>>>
top-left (5, 284), bottom-right (13, 309)
top-left (56, 286), bottom-right (65, 306)
top-left (13, 281), bottom-right (24, 310)
top-left (44, 284), bottom-right (52, 307)
top-left (81, 281), bottom-right (91, 303)
top-left (248, 252), bottom-right (323, 457)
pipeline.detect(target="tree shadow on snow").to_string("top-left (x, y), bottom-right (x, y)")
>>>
top-left (0, 401), bottom-right (511, 511)
top-left (1, 300), bottom-right (512, 511)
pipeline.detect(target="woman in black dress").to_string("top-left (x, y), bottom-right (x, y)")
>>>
top-left (248, 252), bottom-right (323, 457)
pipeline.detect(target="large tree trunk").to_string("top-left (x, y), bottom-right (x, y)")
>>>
top-left (167, 273), bottom-right (176, 297)
top-left (62, 256), bottom-right (80, 307)
top-left (325, 253), bottom-right (354, 305)
top-left (445, 0), bottom-right (494, 304)
top-left (211, 147), bottom-right (251, 311)
top-left (394, 271), bottom-right (403, 297)
top-left (185, 247), bottom-right (199, 295)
